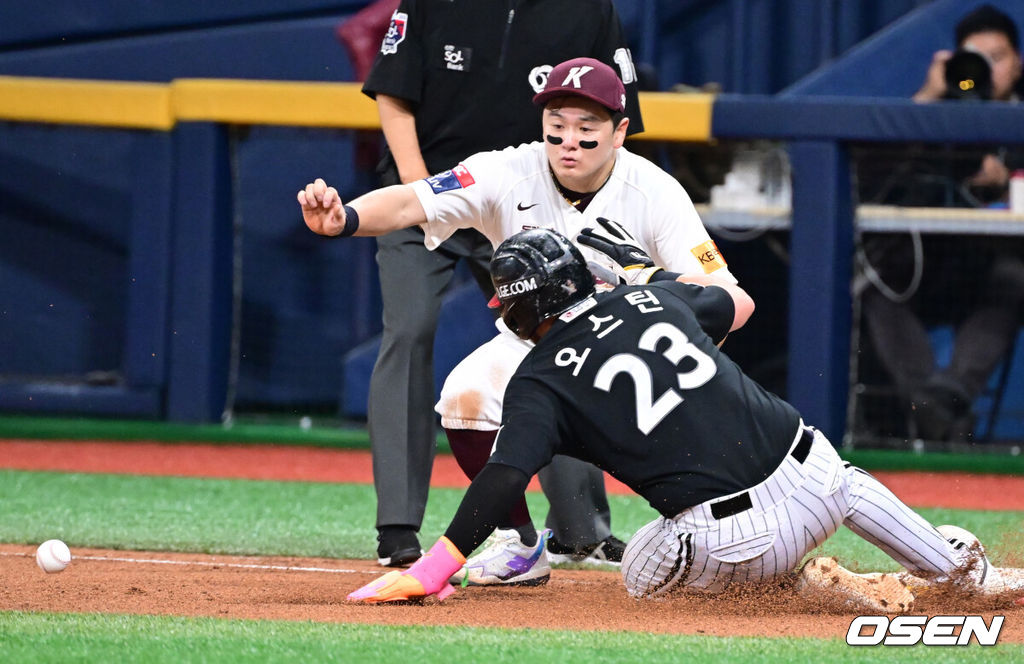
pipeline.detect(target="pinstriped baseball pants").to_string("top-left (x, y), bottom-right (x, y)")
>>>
top-left (622, 426), bottom-right (962, 598)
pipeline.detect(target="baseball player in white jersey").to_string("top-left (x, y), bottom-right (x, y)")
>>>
top-left (428, 115), bottom-right (732, 479)
top-left (345, 228), bottom-right (1024, 610)
top-left (299, 57), bottom-right (737, 583)
top-left (426, 128), bottom-right (734, 573)
top-left (412, 137), bottom-right (725, 271)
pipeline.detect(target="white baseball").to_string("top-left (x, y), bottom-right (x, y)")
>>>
top-left (35, 539), bottom-right (72, 573)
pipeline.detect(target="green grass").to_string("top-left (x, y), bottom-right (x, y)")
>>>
top-left (2, 469), bottom-right (1022, 567)
top-left (2, 612), bottom-right (1021, 663)
top-left (4, 413), bottom-right (1024, 473)
top-left (2, 469), bottom-right (1023, 661)
top-left (0, 469), bottom-right (659, 559)
top-left (808, 508), bottom-right (1024, 572)
top-left (0, 413), bottom-right (455, 452)
top-left (0, 413), bottom-right (375, 449)
top-left (840, 448), bottom-right (1024, 475)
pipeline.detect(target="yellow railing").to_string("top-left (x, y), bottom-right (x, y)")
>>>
top-left (0, 75), bottom-right (714, 140)
top-left (0, 76), bottom-right (173, 129)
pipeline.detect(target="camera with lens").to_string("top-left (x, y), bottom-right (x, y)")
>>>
top-left (943, 48), bottom-right (992, 100)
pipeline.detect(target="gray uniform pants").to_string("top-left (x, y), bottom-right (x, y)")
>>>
top-left (370, 224), bottom-right (493, 529)
top-left (370, 226), bottom-right (613, 547)
top-left (538, 456), bottom-right (612, 547)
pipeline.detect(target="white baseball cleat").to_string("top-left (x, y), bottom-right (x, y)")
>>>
top-left (797, 556), bottom-right (915, 614)
top-left (935, 524), bottom-right (1018, 594)
top-left (449, 529), bottom-right (552, 586)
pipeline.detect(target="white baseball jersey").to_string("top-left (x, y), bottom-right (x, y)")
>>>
top-left (422, 141), bottom-right (734, 431)
top-left (409, 141), bottom-right (735, 283)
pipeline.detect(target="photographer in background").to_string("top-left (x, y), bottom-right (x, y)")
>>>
top-left (914, 4), bottom-right (1022, 103)
top-left (912, 4), bottom-right (1022, 194)
top-left (857, 4), bottom-right (1024, 443)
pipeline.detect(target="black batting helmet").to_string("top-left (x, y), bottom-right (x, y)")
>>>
top-left (490, 228), bottom-right (596, 339)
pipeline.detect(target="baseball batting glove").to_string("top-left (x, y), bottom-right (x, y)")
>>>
top-left (348, 537), bottom-right (466, 603)
top-left (577, 217), bottom-right (664, 286)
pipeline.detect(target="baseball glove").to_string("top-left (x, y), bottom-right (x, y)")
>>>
top-left (577, 217), bottom-right (664, 285)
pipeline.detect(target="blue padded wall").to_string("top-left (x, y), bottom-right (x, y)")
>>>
top-left (783, 0), bottom-right (1024, 97)
top-left (619, 0), bottom-right (930, 94)
top-left (0, 16), bottom-right (356, 82)
top-left (232, 126), bottom-right (382, 407)
top-left (0, 9), bottom-right (372, 416)
top-left (0, 1), bottom-right (368, 50)
top-left (5, 0), bottom-right (1004, 421)
top-left (0, 124), bottom-right (136, 377)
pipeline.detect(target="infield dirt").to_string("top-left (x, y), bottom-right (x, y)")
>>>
top-left (3, 439), bottom-right (1024, 641)
top-left (3, 544), bottom-right (1024, 642)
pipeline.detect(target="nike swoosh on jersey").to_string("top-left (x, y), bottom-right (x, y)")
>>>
top-left (516, 202), bottom-right (540, 211)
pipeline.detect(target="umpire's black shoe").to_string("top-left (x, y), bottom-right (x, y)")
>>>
top-left (547, 534), bottom-right (626, 567)
top-left (591, 534), bottom-right (626, 564)
top-left (376, 526), bottom-right (422, 567)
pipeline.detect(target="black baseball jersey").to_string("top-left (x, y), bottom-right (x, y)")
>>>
top-left (361, 0), bottom-right (644, 175)
top-left (490, 281), bottom-right (802, 518)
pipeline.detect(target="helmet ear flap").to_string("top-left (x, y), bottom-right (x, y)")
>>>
top-left (499, 299), bottom-right (536, 339)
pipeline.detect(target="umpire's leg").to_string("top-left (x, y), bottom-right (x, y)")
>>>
top-left (538, 457), bottom-right (612, 548)
top-left (369, 226), bottom-right (456, 531)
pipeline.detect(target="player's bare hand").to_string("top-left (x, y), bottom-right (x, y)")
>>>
top-left (297, 178), bottom-right (346, 236)
top-left (913, 50), bottom-right (953, 102)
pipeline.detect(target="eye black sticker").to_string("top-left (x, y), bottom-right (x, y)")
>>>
top-left (546, 135), bottom-right (563, 145)
top-left (579, 140), bottom-right (599, 150)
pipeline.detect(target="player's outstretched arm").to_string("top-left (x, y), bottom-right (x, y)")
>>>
top-left (297, 177), bottom-right (428, 237)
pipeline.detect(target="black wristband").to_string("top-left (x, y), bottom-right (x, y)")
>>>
top-left (341, 205), bottom-right (360, 237)
top-left (648, 269), bottom-right (682, 282)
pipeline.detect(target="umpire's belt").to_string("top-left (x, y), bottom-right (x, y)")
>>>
top-left (709, 427), bottom-right (814, 520)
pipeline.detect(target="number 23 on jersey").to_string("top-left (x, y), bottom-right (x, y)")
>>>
top-left (555, 320), bottom-right (716, 435)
